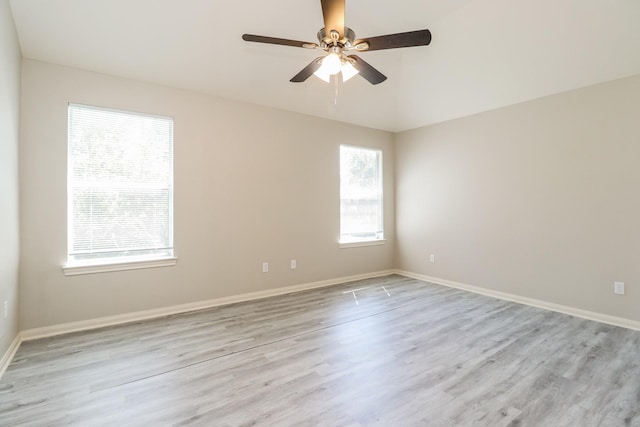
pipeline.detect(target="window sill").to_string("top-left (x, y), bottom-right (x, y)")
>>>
top-left (339, 239), bottom-right (386, 249)
top-left (63, 257), bottom-right (178, 276)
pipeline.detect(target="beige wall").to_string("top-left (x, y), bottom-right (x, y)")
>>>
top-left (396, 74), bottom-right (640, 322)
top-left (0, 0), bottom-right (21, 354)
top-left (19, 59), bottom-right (395, 330)
top-left (14, 46), bottom-right (640, 332)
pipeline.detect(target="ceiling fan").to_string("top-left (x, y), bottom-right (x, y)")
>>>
top-left (242, 0), bottom-right (431, 85)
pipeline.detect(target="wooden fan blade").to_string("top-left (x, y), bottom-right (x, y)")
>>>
top-left (354, 29), bottom-right (431, 52)
top-left (321, 0), bottom-right (345, 38)
top-left (290, 57), bottom-right (324, 82)
top-left (347, 55), bottom-right (387, 85)
top-left (242, 34), bottom-right (318, 49)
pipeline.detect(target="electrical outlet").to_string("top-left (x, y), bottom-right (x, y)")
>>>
top-left (429, 254), bottom-right (435, 263)
top-left (262, 262), bottom-right (269, 273)
top-left (290, 259), bottom-right (297, 270)
top-left (614, 281), bottom-right (625, 295)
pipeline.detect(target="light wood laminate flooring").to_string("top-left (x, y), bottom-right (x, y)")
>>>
top-left (1, 275), bottom-right (639, 426)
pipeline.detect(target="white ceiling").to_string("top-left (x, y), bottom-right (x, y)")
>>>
top-left (9, 0), bottom-right (640, 132)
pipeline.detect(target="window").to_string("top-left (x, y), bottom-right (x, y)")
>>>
top-left (339, 145), bottom-right (384, 246)
top-left (66, 104), bottom-right (174, 271)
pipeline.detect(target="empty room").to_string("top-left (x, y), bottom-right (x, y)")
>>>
top-left (1, 0), bottom-right (640, 425)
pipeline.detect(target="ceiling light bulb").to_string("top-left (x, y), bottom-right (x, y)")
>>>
top-left (341, 61), bottom-right (359, 82)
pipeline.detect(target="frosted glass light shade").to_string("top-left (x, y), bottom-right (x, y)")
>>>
top-left (314, 67), bottom-right (331, 82)
top-left (322, 53), bottom-right (342, 75)
top-left (314, 53), bottom-right (342, 82)
top-left (341, 61), bottom-right (359, 82)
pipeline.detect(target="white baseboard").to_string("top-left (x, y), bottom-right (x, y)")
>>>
top-left (0, 333), bottom-right (22, 379)
top-left (20, 270), bottom-right (395, 342)
top-left (394, 269), bottom-right (640, 332)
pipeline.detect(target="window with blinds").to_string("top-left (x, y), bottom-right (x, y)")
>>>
top-left (339, 145), bottom-right (384, 244)
top-left (67, 104), bottom-right (174, 265)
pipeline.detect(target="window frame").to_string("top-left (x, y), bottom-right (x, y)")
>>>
top-left (339, 144), bottom-right (385, 248)
top-left (63, 103), bottom-right (177, 275)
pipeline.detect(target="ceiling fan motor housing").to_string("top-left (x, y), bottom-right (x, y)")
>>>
top-left (317, 27), bottom-right (356, 49)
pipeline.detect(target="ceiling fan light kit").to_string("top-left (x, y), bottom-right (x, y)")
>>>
top-left (312, 48), bottom-right (360, 83)
top-left (242, 0), bottom-right (431, 85)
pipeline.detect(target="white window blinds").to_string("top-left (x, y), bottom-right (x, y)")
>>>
top-left (68, 104), bottom-right (174, 264)
top-left (340, 145), bottom-right (383, 243)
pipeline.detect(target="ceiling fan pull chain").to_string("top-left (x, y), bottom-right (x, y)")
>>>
top-left (334, 74), bottom-right (339, 105)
